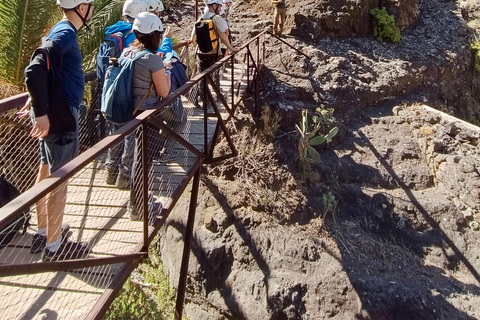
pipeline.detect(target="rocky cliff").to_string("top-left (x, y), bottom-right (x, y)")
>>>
top-left (158, 0), bottom-right (480, 319)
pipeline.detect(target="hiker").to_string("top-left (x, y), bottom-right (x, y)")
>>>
top-left (146, 0), bottom-right (164, 17)
top-left (191, 0), bottom-right (238, 106)
top-left (21, 0), bottom-right (94, 262)
top-left (124, 12), bottom-right (171, 220)
top-left (219, 4), bottom-right (231, 57)
top-left (192, 0), bottom-right (238, 70)
top-left (102, 0), bottom-right (148, 189)
top-left (272, 0), bottom-right (286, 36)
top-left (223, 0), bottom-right (232, 21)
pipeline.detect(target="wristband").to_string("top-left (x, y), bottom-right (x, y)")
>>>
top-left (165, 70), bottom-right (171, 75)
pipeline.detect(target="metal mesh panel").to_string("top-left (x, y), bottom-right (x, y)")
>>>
top-left (0, 82), bottom-right (107, 193)
top-left (0, 33), bottom-right (258, 319)
top-left (0, 109), bottom-right (39, 193)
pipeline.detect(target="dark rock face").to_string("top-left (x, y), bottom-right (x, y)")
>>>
top-left (259, 0), bottom-right (480, 126)
top-left (291, 0), bottom-right (420, 42)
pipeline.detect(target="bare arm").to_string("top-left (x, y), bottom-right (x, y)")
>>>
top-left (218, 31), bottom-right (238, 53)
top-left (152, 69), bottom-right (171, 98)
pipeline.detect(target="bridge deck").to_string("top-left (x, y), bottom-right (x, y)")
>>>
top-left (0, 63), bottom-right (249, 319)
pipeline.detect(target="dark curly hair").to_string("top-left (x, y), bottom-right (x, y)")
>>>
top-left (132, 30), bottom-right (163, 53)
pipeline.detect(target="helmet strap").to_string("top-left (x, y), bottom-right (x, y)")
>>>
top-left (73, 3), bottom-right (92, 31)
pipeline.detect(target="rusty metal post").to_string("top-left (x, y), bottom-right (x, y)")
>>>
top-left (255, 37), bottom-right (260, 115)
top-left (203, 77), bottom-right (209, 157)
top-left (174, 167), bottom-right (201, 320)
top-left (246, 44), bottom-right (250, 93)
top-left (231, 54), bottom-right (234, 112)
top-left (142, 122), bottom-right (149, 252)
top-left (195, 0), bottom-right (198, 21)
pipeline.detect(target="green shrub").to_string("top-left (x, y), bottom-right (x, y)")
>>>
top-left (370, 7), bottom-right (401, 43)
top-left (104, 243), bottom-right (184, 320)
top-left (471, 42), bottom-right (480, 74)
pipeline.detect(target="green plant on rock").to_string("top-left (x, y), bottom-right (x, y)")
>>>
top-left (471, 42), bottom-right (480, 74)
top-left (322, 192), bottom-right (337, 219)
top-left (295, 109), bottom-right (338, 164)
top-left (370, 7), bottom-right (401, 43)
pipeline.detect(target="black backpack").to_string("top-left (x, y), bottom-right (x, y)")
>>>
top-left (195, 15), bottom-right (220, 53)
top-left (0, 177), bottom-right (30, 249)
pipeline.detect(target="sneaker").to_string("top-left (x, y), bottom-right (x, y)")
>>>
top-left (128, 201), bottom-right (163, 221)
top-left (159, 150), bottom-right (180, 163)
top-left (105, 169), bottom-right (118, 185)
top-left (41, 240), bottom-right (89, 262)
top-left (115, 171), bottom-right (131, 190)
top-left (30, 223), bottom-right (71, 254)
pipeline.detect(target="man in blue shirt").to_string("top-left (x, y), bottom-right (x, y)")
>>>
top-left (24, 0), bottom-right (94, 262)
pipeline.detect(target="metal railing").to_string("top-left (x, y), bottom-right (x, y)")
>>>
top-left (0, 31), bottom-right (269, 320)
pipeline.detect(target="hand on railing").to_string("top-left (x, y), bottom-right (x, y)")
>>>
top-left (16, 96), bottom-right (31, 119)
top-left (226, 47), bottom-right (239, 56)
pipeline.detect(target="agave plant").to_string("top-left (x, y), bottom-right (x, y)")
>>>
top-left (0, 0), bottom-right (58, 86)
top-left (295, 109), bottom-right (338, 164)
top-left (0, 0), bottom-right (122, 87)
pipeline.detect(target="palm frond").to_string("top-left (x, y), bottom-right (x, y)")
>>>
top-left (78, 0), bottom-right (124, 72)
top-left (0, 0), bottom-right (57, 86)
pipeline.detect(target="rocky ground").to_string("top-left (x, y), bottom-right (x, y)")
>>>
top-left (156, 0), bottom-right (480, 319)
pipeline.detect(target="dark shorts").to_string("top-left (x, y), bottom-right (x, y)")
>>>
top-left (31, 107), bottom-right (79, 173)
top-left (39, 132), bottom-right (79, 173)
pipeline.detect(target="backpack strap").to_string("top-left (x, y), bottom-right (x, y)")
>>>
top-left (129, 49), bottom-right (156, 116)
top-left (132, 83), bottom-right (154, 116)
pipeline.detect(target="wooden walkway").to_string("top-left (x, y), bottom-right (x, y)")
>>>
top-left (0, 63), bottom-right (249, 319)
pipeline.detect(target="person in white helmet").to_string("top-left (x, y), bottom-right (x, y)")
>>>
top-left (223, 0), bottom-right (232, 21)
top-left (22, 0), bottom-right (95, 262)
top-left (124, 12), bottom-right (171, 220)
top-left (146, 0), bottom-right (164, 16)
top-left (102, 0), bottom-right (149, 189)
top-left (103, 0), bottom-right (148, 48)
top-left (191, 0), bottom-right (238, 106)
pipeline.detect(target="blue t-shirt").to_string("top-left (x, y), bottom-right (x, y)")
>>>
top-left (46, 20), bottom-right (84, 110)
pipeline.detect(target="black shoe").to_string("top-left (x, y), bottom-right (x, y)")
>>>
top-left (41, 240), bottom-right (89, 262)
top-left (30, 223), bottom-right (71, 254)
top-left (128, 201), bottom-right (162, 221)
top-left (105, 169), bottom-right (118, 185)
top-left (115, 171), bottom-right (131, 190)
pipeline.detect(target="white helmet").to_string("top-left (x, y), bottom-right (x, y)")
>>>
top-left (133, 12), bottom-right (164, 34)
top-left (207, 0), bottom-right (222, 5)
top-left (223, 0), bottom-right (232, 3)
top-left (57, 0), bottom-right (93, 9)
top-left (219, 4), bottom-right (226, 16)
top-left (146, 0), bottom-right (164, 12)
top-left (123, 0), bottom-right (148, 19)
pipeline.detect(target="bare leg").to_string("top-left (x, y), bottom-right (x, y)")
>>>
top-left (274, 9), bottom-right (280, 35)
top-left (46, 181), bottom-right (67, 243)
top-left (35, 164), bottom-right (49, 231)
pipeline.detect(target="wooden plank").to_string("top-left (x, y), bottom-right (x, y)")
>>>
top-left (0, 284), bottom-right (100, 320)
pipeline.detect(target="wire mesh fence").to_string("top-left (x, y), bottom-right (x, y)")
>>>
top-left (0, 30), bottom-right (265, 319)
top-left (0, 93), bottom-right (206, 319)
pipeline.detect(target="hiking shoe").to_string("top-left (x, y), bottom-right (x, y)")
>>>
top-left (41, 240), bottom-right (89, 262)
top-left (128, 201), bottom-right (163, 221)
top-left (159, 150), bottom-right (180, 163)
top-left (115, 171), bottom-right (131, 190)
top-left (30, 223), bottom-right (71, 254)
top-left (105, 169), bottom-right (118, 185)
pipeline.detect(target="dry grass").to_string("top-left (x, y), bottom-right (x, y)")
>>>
top-left (209, 125), bottom-right (305, 221)
top-left (0, 81), bottom-right (22, 100)
top-left (260, 106), bottom-right (281, 141)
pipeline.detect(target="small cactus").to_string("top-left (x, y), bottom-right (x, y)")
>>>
top-left (295, 109), bottom-right (338, 164)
